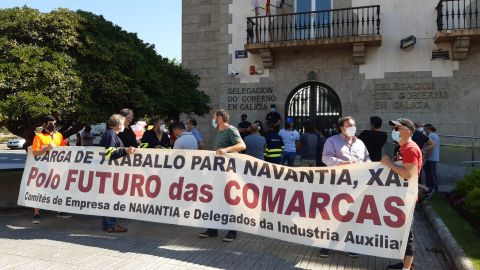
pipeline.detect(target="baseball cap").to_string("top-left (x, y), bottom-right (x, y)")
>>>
top-left (286, 117), bottom-right (294, 124)
top-left (389, 118), bottom-right (415, 134)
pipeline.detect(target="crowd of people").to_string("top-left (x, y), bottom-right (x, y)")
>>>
top-left (30, 104), bottom-right (441, 270)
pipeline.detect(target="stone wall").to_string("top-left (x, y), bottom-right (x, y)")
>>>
top-left (183, 0), bottom-right (480, 139)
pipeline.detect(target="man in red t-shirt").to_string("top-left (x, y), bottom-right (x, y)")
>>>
top-left (381, 118), bottom-right (422, 270)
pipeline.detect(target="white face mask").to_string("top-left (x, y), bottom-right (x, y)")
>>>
top-left (417, 127), bottom-right (424, 133)
top-left (345, 126), bottom-right (356, 137)
top-left (159, 124), bottom-right (166, 133)
top-left (391, 130), bottom-right (401, 142)
top-left (212, 119), bottom-right (218, 129)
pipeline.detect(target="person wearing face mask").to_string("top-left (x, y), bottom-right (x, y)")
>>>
top-left (381, 118), bottom-right (422, 270)
top-left (266, 104), bottom-right (281, 132)
top-left (278, 117), bottom-right (300, 167)
top-left (411, 123), bottom-right (435, 151)
top-left (199, 109), bottom-right (246, 242)
top-left (118, 108), bottom-right (139, 148)
top-left (185, 117), bottom-right (204, 149)
top-left (140, 118), bottom-right (171, 149)
top-left (320, 116), bottom-right (369, 258)
top-left (31, 115), bottom-right (70, 224)
top-left (99, 114), bottom-right (136, 233)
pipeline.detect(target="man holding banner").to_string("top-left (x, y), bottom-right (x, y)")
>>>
top-left (320, 116), bottom-right (370, 258)
top-left (199, 109), bottom-right (246, 242)
top-left (382, 118), bottom-right (422, 270)
top-left (99, 114), bottom-right (136, 233)
top-left (31, 115), bottom-right (70, 224)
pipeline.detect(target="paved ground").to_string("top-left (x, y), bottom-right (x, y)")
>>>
top-left (0, 207), bottom-right (451, 270)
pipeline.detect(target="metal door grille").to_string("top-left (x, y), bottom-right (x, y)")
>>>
top-left (286, 82), bottom-right (341, 132)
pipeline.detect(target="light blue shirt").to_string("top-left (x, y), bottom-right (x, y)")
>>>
top-left (322, 134), bottom-right (370, 166)
top-left (428, 132), bottom-right (440, 162)
top-left (191, 127), bottom-right (203, 143)
top-left (278, 128), bottom-right (300, 153)
top-left (173, 132), bottom-right (198, 150)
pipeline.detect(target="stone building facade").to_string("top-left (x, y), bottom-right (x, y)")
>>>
top-left (182, 0), bottom-right (480, 148)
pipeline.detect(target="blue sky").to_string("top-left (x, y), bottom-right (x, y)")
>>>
top-left (0, 0), bottom-right (182, 60)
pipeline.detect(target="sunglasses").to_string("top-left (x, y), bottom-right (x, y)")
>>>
top-left (393, 126), bottom-right (408, 131)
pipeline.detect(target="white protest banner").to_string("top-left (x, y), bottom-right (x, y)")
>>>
top-left (18, 147), bottom-right (417, 259)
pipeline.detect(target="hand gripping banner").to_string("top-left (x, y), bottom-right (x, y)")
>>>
top-left (18, 147), bottom-right (417, 259)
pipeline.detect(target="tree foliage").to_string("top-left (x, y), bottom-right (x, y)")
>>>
top-left (0, 7), bottom-right (210, 144)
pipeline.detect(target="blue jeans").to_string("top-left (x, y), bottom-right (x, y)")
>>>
top-left (102, 217), bottom-right (117, 229)
top-left (281, 152), bottom-right (296, 167)
top-left (424, 160), bottom-right (438, 192)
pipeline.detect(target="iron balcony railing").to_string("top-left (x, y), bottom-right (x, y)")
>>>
top-left (436, 0), bottom-right (480, 31)
top-left (246, 5), bottom-right (380, 44)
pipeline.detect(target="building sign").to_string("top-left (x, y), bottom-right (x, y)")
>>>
top-left (372, 82), bottom-right (449, 111)
top-left (226, 86), bottom-right (277, 111)
top-left (235, 50), bottom-right (248, 59)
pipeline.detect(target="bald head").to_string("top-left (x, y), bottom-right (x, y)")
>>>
top-left (250, 123), bottom-right (259, 134)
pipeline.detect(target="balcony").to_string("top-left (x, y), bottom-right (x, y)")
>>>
top-left (244, 5), bottom-right (382, 68)
top-left (435, 0), bottom-right (480, 60)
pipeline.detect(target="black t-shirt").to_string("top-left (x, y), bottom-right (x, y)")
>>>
top-left (238, 121), bottom-right (251, 138)
top-left (118, 126), bottom-right (139, 148)
top-left (412, 130), bottom-right (429, 149)
top-left (140, 129), bottom-right (171, 148)
top-left (358, 130), bottom-right (387, 162)
top-left (266, 111), bottom-right (281, 125)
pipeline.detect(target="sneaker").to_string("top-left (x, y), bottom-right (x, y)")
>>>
top-left (319, 248), bottom-right (330, 258)
top-left (346, 252), bottom-right (359, 258)
top-left (32, 215), bottom-right (40, 224)
top-left (222, 231), bottom-right (237, 242)
top-left (57, 212), bottom-right (72, 218)
top-left (386, 262), bottom-right (414, 270)
top-left (106, 225), bottom-right (128, 233)
top-left (199, 229), bottom-right (218, 238)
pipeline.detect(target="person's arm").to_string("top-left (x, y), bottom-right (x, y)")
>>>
top-left (362, 141), bottom-right (371, 162)
top-left (218, 141), bottom-right (246, 154)
top-left (322, 139), bottom-right (342, 166)
top-left (381, 157), bottom-right (418, 180)
top-left (216, 128), bottom-right (246, 154)
top-left (424, 137), bottom-right (435, 159)
top-left (103, 133), bottom-right (133, 160)
top-left (32, 135), bottom-right (54, 157)
top-left (33, 145), bottom-right (53, 157)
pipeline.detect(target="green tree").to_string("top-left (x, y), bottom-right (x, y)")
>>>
top-left (0, 7), bottom-right (210, 146)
